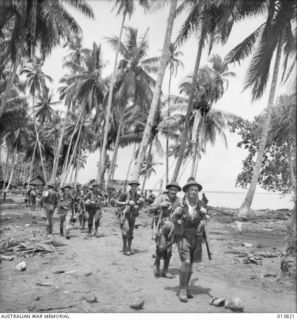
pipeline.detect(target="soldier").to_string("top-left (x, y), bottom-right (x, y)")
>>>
top-left (150, 182), bottom-right (181, 278)
top-left (80, 184), bottom-right (89, 230)
top-left (30, 186), bottom-right (37, 210)
top-left (58, 184), bottom-right (74, 240)
top-left (172, 178), bottom-right (207, 303)
top-left (41, 182), bottom-right (58, 235)
top-left (73, 184), bottom-right (81, 225)
top-left (84, 182), bottom-right (103, 237)
top-left (202, 193), bottom-right (209, 207)
top-left (117, 180), bottom-right (144, 256)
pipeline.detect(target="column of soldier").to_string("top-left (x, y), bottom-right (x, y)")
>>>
top-left (41, 177), bottom-right (210, 303)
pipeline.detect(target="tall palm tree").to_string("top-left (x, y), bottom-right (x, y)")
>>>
top-left (34, 87), bottom-right (59, 124)
top-left (130, 0), bottom-right (179, 181)
top-left (98, 0), bottom-right (150, 186)
top-left (20, 58), bottom-right (52, 183)
top-left (165, 43), bottom-right (184, 184)
top-left (0, 0), bottom-right (94, 120)
top-left (105, 27), bottom-right (157, 187)
top-left (60, 42), bottom-right (106, 185)
top-left (226, 0), bottom-right (296, 217)
top-left (171, 0), bottom-right (241, 182)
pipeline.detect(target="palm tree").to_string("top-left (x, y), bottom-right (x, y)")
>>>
top-left (225, 0), bottom-right (296, 218)
top-left (105, 27), bottom-right (158, 187)
top-left (35, 87), bottom-right (59, 124)
top-left (20, 58), bottom-right (53, 183)
top-left (60, 42), bottom-right (106, 185)
top-left (0, 0), bottom-right (94, 120)
top-left (165, 43), bottom-right (184, 184)
top-left (98, 0), bottom-right (150, 186)
top-left (130, 0), bottom-right (179, 181)
top-left (171, 0), bottom-right (241, 182)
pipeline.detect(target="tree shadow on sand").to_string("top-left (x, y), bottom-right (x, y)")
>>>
top-left (164, 276), bottom-right (213, 298)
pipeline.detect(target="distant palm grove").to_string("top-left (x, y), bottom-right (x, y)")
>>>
top-left (0, 0), bottom-right (295, 217)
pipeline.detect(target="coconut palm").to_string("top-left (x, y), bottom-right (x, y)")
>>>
top-left (20, 58), bottom-right (53, 183)
top-left (129, 0), bottom-right (179, 181)
top-left (225, 0), bottom-right (297, 217)
top-left (59, 42), bottom-right (106, 184)
top-left (105, 27), bottom-right (158, 187)
top-left (98, 0), bottom-right (150, 186)
top-left (0, 0), bottom-right (94, 120)
top-left (170, 0), bottom-right (243, 182)
top-left (34, 88), bottom-right (59, 124)
top-left (165, 43), bottom-right (184, 184)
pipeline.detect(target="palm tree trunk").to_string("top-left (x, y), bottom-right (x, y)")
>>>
top-left (166, 69), bottom-right (173, 184)
top-left (3, 152), bottom-right (18, 200)
top-left (239, 35), bottom-right (283, 218)
top-left (28, 141), bottom-right (37, 184)
top-left (50, 105), bottom-right (70, 183)
top-left (2, 147), bottom-right (10, 196)
top-left (106, 107), bottom-right (126, 187)
top-left (32, 94), bottom-right (47, 183)
top-left (124, 143), bottom-right (137, 191)
top-left (190, 112), bottom-right (201, 177)
top-left (62, 115), bottom-right (84, 185)
top-left (130, 0), bottom-right (178, 181)
top-left (287, 142), bottom-right (296, 190)
top-left (141, 141), bottom-right (153, 194)
top-left (172, 21), bottom-right (206, 182)
top-left (61, 108), bottom-right (83, 183)
top-left (97, 12), bottom-right (127, 185)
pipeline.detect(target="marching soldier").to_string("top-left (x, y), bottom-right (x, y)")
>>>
top-left (84, 182), bottom-right (103, 237)
top-left (117, 180), bottom-right (144, 256)
top-left (172, 177), bottom-right (208, 303)
top-left (150, 182), bottom-right (181, 278)
top-left (58, 184), bottom-right (74, 240)
top-left (80, 184), bottom-right (89, 230)
top-left (41, 182), bottom-right (58, 235)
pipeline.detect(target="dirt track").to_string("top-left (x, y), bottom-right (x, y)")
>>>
top-left (0, 201), bottom-right (296, 313)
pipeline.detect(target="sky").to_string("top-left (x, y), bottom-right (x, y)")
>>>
top-left (42, 0), bottom-right (292, 194)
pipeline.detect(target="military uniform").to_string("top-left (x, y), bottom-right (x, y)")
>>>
top-left (41, 183), bottom-right (58, 234)
top-left (117, 181), bottom-right (143, 255)
top-left (79, 186), bottom-right (89, 230)
top-left (84, 184), bottom-right (102, 236)
top-left (58, 185), bottom-right (74, 239)
top-left (150, 182), bottom-right (181, 278)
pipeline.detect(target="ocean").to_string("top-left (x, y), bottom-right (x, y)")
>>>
top-left (202, 191), bottom-right (294, 210)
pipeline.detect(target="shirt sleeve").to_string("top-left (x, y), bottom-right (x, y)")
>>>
top-left (149, 195), bottom-right (164, 213)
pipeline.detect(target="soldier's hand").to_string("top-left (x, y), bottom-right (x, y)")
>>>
top-left (138, 197), bottom-right (144, 203)
top-left (129, 200), bottom-right (135, 206)
top-left (160, 201), bottom-right (169, 208)
top-left (174, 207), bottom-right (183, 216)
top-left (200, 207), bottom-right (207, 214)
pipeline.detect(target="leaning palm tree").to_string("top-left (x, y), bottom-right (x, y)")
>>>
top-left (98, 0), bottom-right (150, 186)
top-left (225, 0), bottom-right (296, 218)
top-left (130, 0), bottom-right (179, 180)
top-left (105, 27), bottom-right (158, 187)
top-left (20, 58), bottom-right (52, 183)
top-left (0, 0), bottom-right (94, 120)
top-left (171, 0), bottom-right (242, 182)
top-left (60, 42), bottom-right (106, 185)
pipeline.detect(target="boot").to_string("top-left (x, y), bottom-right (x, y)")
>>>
top-left (82, 218), bottom-right (86, 231)
top-left (88, 223), bottom-right (93, 236)
top-left (186, 271), bottom-right (194, 298)
top-left (60, 225), bottom-right (64, 236)
top-left (178, 271), bottom-right (188, 303)
top-left (126, 239), bottom-right (132, 256)
top-left (46, 225), bottom-right (50, 235)
top-left (65, 228), bottom-right (70, 240)
top-left (154, 255), bottom-right (161, 277)
top-left (49, 224), bottom-right (53, 235)
top-left (94, 221), bottom-right (100, 237)
top-left (122, 237), bottom-right (128, 254)
top-left (162, 256), bottom-right (173, 279)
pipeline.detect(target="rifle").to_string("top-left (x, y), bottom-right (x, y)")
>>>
top-left (202, 231), bottom-right (212, 260)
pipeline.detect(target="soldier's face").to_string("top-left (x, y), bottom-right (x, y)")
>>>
top-left (168, 187), bottom-right (178, 198)
top-left (130, 185), bottom-right (138, 192)
top-left (188, 186), bottom-right (199, 199)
